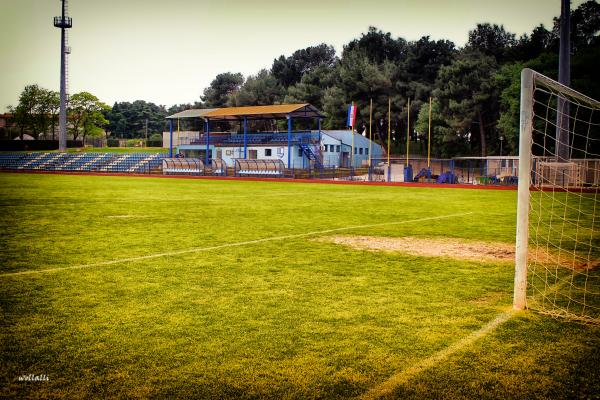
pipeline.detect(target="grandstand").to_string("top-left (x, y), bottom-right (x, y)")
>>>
top-left (164, 104), bottom-right (385, 169)
top-left (0, 152), bottom-right (166, 174)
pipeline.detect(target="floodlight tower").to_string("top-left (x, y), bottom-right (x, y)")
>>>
top-left (54, 0), bottom-right (72, 152)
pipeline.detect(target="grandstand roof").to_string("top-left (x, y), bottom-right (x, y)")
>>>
top-left (166, 104), bottom-right (324, 121)
top-left (166, 108), bottom-right (217, 119)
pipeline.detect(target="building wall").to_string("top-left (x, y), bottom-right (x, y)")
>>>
top-left (322, 131), bottom-right (384, 167)
top-left (320, 135), bottom-right (342, 167)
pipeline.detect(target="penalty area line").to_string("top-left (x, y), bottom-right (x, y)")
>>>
top-left (1, 212), bottom-right (473, 278)
top-left (358, 309), bottom-right (516, 400)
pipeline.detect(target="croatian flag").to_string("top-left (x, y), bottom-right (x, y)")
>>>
top-left (347, 103), bottom-right (357, 127)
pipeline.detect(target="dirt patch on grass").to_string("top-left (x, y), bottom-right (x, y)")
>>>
top-left (322, 236), bottom-right (515, 263)
top-left (322, 236), bottom-right (598, 270)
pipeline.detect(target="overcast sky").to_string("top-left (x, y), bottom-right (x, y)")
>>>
top-left (0, 0), bottom-right (586, 112)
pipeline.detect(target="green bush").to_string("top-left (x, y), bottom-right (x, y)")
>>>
top-left (127, 139), bottom-right (144, 147)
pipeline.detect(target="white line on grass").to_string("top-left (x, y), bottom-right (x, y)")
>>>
top-left (1, 212), bottom-right (473, 277)
top-left (358, 309), bottom-right (516, 400)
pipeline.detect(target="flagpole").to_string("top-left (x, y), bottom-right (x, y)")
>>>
top-left (351, 101), bottom-right (355, 169)
top-left (387, 97), bottom-right (391, 182)
top-left (406, 98), bottom-right (410, 167)
top-left (369, 98), bottom-right (372, 168)
top-left (427, 96), bottom-right (432, 169)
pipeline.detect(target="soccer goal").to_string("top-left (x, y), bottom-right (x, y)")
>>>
top-left (514, 68), bottom-right (599, 324)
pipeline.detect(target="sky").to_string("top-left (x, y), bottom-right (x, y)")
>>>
top-left (0, 0), bottom-right (587, 112)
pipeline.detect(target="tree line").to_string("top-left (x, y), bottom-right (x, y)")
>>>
top-left (5, 85), bottom-right (109, 143)
top-left (5, 0), bottom-right (599, 156)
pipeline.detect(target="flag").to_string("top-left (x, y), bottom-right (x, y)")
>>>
top-left (347, 103), bottom-right (357, 127)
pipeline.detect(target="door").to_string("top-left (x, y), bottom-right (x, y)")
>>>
top-left (341, 152), bottom-right (349, 168)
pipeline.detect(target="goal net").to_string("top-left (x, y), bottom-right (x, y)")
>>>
top-left (514, 68), bottom-right (599, 324)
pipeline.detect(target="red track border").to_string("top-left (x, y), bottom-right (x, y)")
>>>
top-left (0, 169), bottom-right (519, 191)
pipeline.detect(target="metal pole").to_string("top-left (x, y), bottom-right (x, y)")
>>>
top-left (205, 119), bottom-right (210, 166)
top-left (351, 102), bottom-right (355, 169)
top-left (427, 96), bottom-right (432, 168)
top-left (556, 0), bottom-right (571, 162)
top-left (168, 119), bottom-right (173, 158)
top-left (58, 0), bottom-right (67, 152)
top-left (369, 98), bottom-right (372, 168)
top-left (318, 118), bottom-right (322, 169)
top-left (287, 115), bottom-right (292, 168)
top-left (369, 98), bottom-right (373, 181)
top-left (387, 97), bottom-right (391, 182)
top-left (243, 116), bottom-right (248, 159)
top-left (406, 98), bottom-right (410, 167)
top-left (514, 68), bottom-right (535, 310)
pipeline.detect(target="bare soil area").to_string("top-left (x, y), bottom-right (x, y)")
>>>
top-left (321, 236), bottom-right (598, 270)
top-left (321, 236), bottom-right (516, 263)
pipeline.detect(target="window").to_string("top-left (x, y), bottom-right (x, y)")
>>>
top-left (248, 150), bottom-right (258, 159)
top-left (354, 148), bottom-right (357, 154)
top-left (365, 148), bottom-right (369, 155)
top-left (359, 148), bottom-right (363, 155)
top-left (336, 145), bottom-right (340, 152)
top-left (323, 145), bottom-right (328, 153)
top-left (298, 148), bottom-right (303, 157)
top-left (265, 148), bottom-right (272, 157)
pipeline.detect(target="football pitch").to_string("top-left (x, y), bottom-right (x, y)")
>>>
top-left (1, 173), bottom-right (598, 399)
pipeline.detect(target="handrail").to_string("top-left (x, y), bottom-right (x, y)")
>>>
top-left (191, 131), bottom-right (319, 145)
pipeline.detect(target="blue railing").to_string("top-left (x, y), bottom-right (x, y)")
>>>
top-left (190, 131), bottom-right (319, 146)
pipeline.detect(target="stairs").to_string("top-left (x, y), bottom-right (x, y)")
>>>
top-left (299, 144), bottom-right (323, 169)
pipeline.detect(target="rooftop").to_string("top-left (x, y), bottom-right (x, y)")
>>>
top-left (166, 104), bottom-right (324, 121)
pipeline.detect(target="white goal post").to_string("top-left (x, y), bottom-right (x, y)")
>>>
top-left (514, 68), bottom-right (599, 324)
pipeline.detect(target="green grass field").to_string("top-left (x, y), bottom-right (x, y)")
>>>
top-left (1, 173), bottom-right (598, 399)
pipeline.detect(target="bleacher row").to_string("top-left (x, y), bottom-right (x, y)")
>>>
top-left (0, 152), bottom-right (167, 173)
top-left (191, 132), bottom-right (320, 146)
